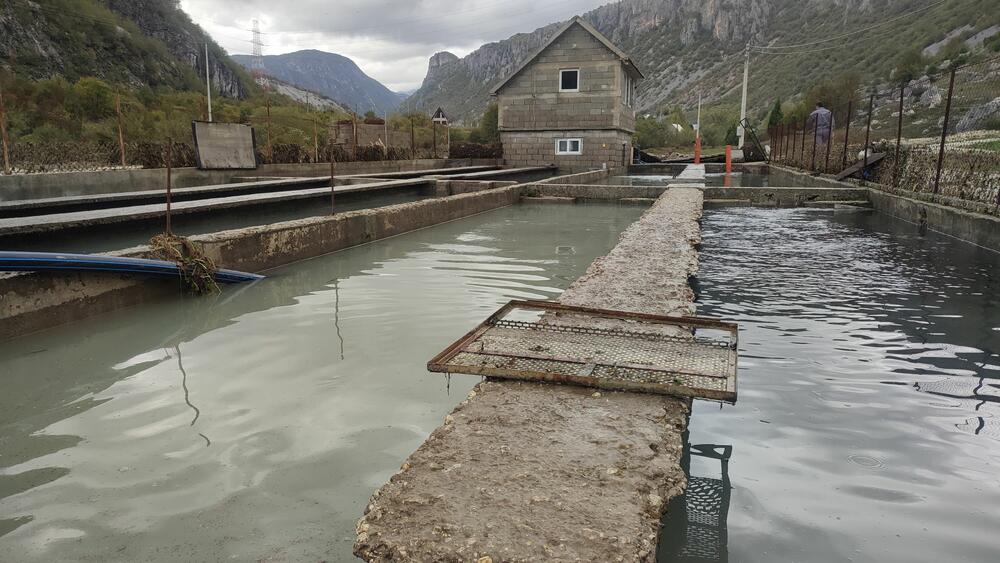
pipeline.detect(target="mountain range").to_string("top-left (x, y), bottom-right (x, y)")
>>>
top-left (405, 0), bottom-right (1000, 122)
top-left (232, 50), bottom-right (401, 115)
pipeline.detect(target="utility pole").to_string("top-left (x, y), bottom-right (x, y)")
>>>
top-left (205, 43), bottom-right (213, 122)
top-left (738, 41), bottom-right (750, 149)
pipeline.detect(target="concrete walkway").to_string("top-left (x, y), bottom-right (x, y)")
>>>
top-left (675, 164), bottom-right (705, 180)
top-left (355, 187), bottom-right (704, 563)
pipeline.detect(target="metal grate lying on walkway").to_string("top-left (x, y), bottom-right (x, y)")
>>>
top-left (428, 300), bottom-right (739, 403)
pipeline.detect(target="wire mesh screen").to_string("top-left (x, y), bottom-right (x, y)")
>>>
top-left (428, 300), bottom-right (739, 402)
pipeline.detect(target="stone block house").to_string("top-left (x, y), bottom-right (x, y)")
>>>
top-left (491, 16), bottom-right (642, 171)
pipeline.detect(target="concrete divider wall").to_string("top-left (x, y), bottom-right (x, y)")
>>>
top-left (433, 179), bottom-right (518, 196)
top-left (0, 159), bottom-right (502, 201)
top-left (198, 185), bottom-right (521, 272)
top-left (0, 185), bottom-right (520, 340)
top-left (536, 167), bottom-right (615, 185)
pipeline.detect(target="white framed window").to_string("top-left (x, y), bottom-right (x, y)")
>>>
top-left (559, 69), bottom-right (580, 92)
top-left (555, 138), bottom-right (583, 155)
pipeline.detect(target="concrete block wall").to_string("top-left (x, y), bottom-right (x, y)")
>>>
top-left (497, 24), bottom-right (632, 133)
top-left (501, 130), bottom-right (631, 172)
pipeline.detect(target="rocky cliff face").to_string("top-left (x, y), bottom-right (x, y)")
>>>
top-left (405, 0), bottom-right (771, 122)
top-left (104, 0), bottom-right (247, 98)
top-left (406, 0), bottom-right (995, 123)
top-left (0, 0), bottom-right (249, 98)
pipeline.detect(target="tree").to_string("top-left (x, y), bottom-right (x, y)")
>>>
top-left (767, 99), bottom-right (783, 128)
top-left (893, 49), bottom-right (924, 84)
top-left (480, 103), bottom-right (499, 143)
top-left (68, 77), bottom-right (115, 121)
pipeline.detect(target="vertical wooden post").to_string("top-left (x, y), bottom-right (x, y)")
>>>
top-left (894, 82), bottom-right (905, 186)
top-left (841, 99), bottom-right (853, 169)
top-left (862, 94), bottom-right (874, 174)
top-left (933, 67), bottom-right (957, 195)
top-left (265, 96), bottom-right (273, 162)
top-left (115, 94), bottom-right (127, 167)
top-left (432, 120), bottom-right (437, 159)
top-left (0, 84), bottom-right (11, 175)
top-left (165, 139), bottom-right (173, 235)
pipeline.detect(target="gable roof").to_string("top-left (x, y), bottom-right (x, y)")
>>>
top-left (490, 16), bottom-right (644, 95)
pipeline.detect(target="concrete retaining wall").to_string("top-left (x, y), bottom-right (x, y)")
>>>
top-left (868, 189), bottom-right (1000, 251)
top-left (0, 186), bottom-right (520, 340)
top-left (433, 180), bottom-right (518, 196)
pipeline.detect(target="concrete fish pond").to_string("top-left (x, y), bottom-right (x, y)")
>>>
top-left (2, 161), bottom-right (1000, 563)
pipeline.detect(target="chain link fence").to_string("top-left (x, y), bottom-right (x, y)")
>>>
top-left (764, 56), bottom-right (1000, 215)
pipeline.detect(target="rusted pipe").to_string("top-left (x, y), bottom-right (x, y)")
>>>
top-left (894, 82), bottom-right (905, 186)
top-left (841, 99), bottom-right (853, 169)
top-left (863, 94), bottom-right (874, 175)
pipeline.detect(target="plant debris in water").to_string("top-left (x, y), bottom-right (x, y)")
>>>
top-left (149, 234), bottom-right (220, 295)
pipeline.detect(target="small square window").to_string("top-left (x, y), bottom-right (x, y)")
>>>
top-left (559, 69), bottom-right (579, 92)
top-left (556, 138), bottom-right (582, 155)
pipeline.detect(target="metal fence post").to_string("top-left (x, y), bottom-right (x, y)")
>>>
top-left (811, 115), bottom-right (819, 171)
top-left (862, 94), bottom-right (874, 174)
top-left (329, 143), bottom-right (336, 213)
top-left (894, 82), bottom-right (905, 186)
top-left (824, 115), bottom-right (833, 172)
top-left (165, 139), bottom-right (173, 235)
top-left (410, 117), bottom-right (415, 159)
top-left (265, 96), bottom-right (273, 163)
top-left (933, 67), bottom-right (957, 195)
top-left (313, 119), bottom-right (319, 163)
top-left (0, 85), bottom-right (11, 175)
top-left (115, 94), bottom-right (127, 167)
top-left (841, 99), bottom-right (853, 169)
top-left (799, 117), bottom-right (806, 165)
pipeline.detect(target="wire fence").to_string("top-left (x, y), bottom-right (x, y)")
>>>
top-left (764, 56), bottom-right (1000, 214)
top-left (0, 93), bottom-right (499, 175)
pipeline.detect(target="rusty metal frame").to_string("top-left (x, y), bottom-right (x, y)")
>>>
top-left (427, 299), bottom-right (739, 403)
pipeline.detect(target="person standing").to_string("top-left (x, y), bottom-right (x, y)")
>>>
top-left (808, 102), bottom-right (834, 144)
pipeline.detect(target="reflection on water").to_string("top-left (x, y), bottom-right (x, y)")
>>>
top-left (678, 207), bottom-right (1000, 563)
top-left (658, 434), bottom-right (733, 563)
top-left (0, 202), bottom-right (643, 562)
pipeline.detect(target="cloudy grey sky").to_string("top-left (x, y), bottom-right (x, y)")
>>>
top-left (180, 0), bottom-right (611, 92)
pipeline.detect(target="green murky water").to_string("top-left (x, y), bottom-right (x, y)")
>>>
top-left (0, 202), bottom-right (643, 562)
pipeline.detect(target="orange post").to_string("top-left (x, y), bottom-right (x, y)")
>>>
top-left (725, 145), bottom-right (732, 173)
top-left (693, 136), bottom-right (701, 164)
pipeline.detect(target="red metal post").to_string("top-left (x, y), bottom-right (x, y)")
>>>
top-left (933, 67), bottom-right (957, 195)
top-left (824, 112), bottom-right (833, 172)
top-left (841, 99), bottom-right (853, 168)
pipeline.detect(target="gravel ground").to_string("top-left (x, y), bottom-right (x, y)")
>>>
top-left (355, 187), bottom-right (704, 563)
